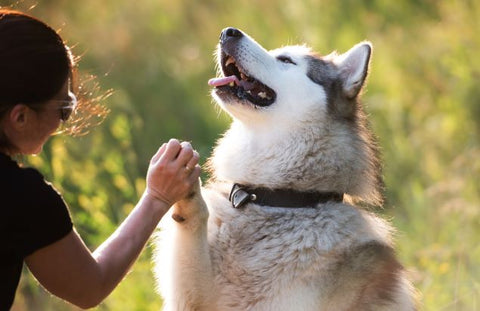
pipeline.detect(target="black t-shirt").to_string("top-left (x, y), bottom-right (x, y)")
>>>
top-left (0, 152), bottom-right (73, 310)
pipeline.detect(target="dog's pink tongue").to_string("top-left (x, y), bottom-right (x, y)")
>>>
top-left (208, 76), bottom-right (239, 87)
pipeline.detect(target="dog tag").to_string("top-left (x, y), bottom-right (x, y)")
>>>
top-left (229, 184), bottom-right (254, 209)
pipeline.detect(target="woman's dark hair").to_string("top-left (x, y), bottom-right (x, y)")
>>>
top-left (0, 9), bottom-right (109, 153)
top-left (0, 9), bottom-right (72, 104)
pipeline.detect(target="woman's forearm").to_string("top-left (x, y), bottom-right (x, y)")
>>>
top-left (91, 192), bottom-right (169, 303)
top-left (26, 194), bottom-right (173, 309)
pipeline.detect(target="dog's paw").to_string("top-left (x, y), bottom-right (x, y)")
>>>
top-left (183, 177), bottom-right (202, 201)
top-left (172, 178), bottom-right (208, 226)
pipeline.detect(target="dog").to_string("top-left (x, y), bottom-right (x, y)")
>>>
top-left (153, 27), bottom-right (416, 311)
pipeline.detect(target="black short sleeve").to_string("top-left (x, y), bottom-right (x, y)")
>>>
top-left (0, 153), bottom-right (73, 309)
top-left (13, 167), bottom-right (73, 257)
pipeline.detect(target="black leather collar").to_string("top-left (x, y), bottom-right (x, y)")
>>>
top-left (229, 183), bottom-right (344, 209)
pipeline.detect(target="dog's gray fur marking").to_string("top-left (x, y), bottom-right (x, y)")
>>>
top-left (305, 52), bottom-right (384, 207)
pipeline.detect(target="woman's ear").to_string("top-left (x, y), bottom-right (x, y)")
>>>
top-left (7, 104), bottom-right (29, 130)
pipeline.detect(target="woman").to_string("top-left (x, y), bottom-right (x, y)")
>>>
top-left (0, 9), bottom-right (201, 309)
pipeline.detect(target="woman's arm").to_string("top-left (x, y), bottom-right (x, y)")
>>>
top-left (25, 139), bottom-right (201, 309)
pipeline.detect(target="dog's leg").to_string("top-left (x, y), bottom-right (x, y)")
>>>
top-left (325, 242), bottom-right (416, 311)
top-left (162, 180), bottom-right (216, 311)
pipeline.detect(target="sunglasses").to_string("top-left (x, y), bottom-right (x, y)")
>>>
top-left (52, 91), bottom-right (78, 122)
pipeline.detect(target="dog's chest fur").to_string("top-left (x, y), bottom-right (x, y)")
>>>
top-left (211, 122), bottom-right (362, 193)
top-left (203, 186), bottom-right (392, 310)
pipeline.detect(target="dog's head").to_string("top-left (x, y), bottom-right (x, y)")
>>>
top-left (209, 27), bottom-right (371, 127)
top-left (208, 28), bottom-right (382, 206)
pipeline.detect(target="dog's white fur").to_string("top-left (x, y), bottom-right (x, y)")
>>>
top-left (154, 28), bottom-right (416, 310)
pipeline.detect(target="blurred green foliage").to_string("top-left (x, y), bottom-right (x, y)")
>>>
top-left (2, 0), bottom-right (479, 310)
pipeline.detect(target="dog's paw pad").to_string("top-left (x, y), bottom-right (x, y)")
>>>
top-left (172, 213), bottom-right (186, 223)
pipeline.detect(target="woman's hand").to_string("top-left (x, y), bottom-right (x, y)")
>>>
top-left (145, 138), bottom-right (201, 206)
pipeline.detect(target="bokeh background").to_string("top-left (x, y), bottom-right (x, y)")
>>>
top-left (2, 0), bottom-right (479, 310)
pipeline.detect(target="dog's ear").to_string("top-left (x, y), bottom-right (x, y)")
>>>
top-left (334, 42), bottom-right (372, 99)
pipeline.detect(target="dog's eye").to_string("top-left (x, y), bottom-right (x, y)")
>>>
top-left (277, 56), bottom-right (296, 65)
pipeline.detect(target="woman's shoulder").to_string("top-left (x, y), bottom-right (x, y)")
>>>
top-left (0, 154), bottom-right (62, 207)
top-left (0, 153), bottom-right (44, 185)
top-left (0, 153), bottom-right (71, 227)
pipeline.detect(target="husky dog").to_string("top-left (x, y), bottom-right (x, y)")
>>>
top-left (154, 27), bottom-right (416, 311)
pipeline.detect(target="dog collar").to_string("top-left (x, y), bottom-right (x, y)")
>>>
top-left (228, 183), bottom-right (344, 209)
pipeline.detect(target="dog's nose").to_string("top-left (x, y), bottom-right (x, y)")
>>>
top-left (220, 27), bottom-right (243, 43)
top-left (224, 27), bottom-right (243, 38)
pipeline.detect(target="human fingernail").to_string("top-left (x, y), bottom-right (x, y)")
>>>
top-left (181, 141), bottom-right (192, 149)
